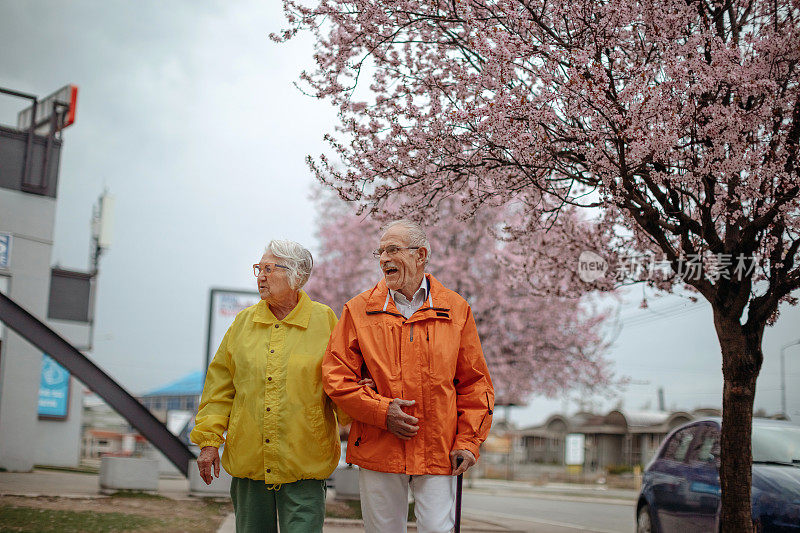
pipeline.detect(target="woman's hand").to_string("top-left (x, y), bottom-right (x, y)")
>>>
top-left (197, 445), bottom-right (220, 485)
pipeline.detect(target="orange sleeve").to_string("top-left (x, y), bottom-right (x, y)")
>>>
top-left (452, 306), bottom-right (495, 459)
top-left (322, 303), bottom-right (392, 429)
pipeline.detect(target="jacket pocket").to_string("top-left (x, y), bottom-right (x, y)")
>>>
top-left (427, 322), bottom-right (460, 378)
top-left (225, 408), bottom-right (241, 450)
top-left (477, 391), bottom-right (494, 434)
top-left (429, 344), bottom-right (458, 379)
top-left (351, 420), bottom-right (384, 451)
top-left (303, 404), bottom-right (337, 454)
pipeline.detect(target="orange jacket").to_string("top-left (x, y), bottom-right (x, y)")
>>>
top-left (322, 274), bottom-right (494, 475)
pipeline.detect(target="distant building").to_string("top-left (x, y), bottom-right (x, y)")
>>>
top-left (138, 370), bottom-right (204, 422)
top-left (82, 429), bottom-right (146, 459)
top-left (80, 371), bottom-right (203, 462)
top-left (516, 408), bottom-right (722, 470)
top-left (80, 392), bottom-right (141, 460)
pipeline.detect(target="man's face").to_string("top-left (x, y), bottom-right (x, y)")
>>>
top-left (378, 226), bottom-right (426, 296)
top-left (256, 252), bottom-right (293, 302)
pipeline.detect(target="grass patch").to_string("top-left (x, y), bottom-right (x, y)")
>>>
top-left (0, 505), bottom-right (163, 532)
top-left (0, 495), bottom-right (232, 533)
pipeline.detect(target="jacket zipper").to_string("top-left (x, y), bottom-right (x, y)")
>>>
top-left (410, 323), bottom-right (414, 342)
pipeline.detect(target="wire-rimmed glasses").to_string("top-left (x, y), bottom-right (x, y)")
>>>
top-left (253, 263), bottom-right (290, 277)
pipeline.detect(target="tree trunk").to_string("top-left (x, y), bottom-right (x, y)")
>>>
top-left (713, 310), bottom-right (764, 533)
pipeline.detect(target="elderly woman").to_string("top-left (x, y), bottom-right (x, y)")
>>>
top-left (191, 239), bottom-right (347, 533)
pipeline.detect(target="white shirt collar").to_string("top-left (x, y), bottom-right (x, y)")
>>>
top-left (390, 276), bottom-right (427, 303)
top-left (388, 276), bottom-right (428, 318)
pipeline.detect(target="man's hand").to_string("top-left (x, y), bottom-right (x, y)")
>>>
top-left (358, 377), bottom-right (377, 390)
top-left (450, 449), bottom-right (476, 476)
top-left (197, 446), bottom-right (220, 485)
top-left (386, 398), bottom-right (419, 440)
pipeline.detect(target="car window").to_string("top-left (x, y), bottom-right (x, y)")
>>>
top-left (687, 424), bottom-right (719, 464)
top-left (662, 427), bottom-right (696, 463)
top-left (752, 425), bottom-right (800, 463)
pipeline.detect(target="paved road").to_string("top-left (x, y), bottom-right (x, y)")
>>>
top-left (462, 491), bottom-right (636, 533)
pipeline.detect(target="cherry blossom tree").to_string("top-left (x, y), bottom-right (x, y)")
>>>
top-left (305, 192), bottom-right (616, 403)
top-left (277, 0), bottom-right (799, 528)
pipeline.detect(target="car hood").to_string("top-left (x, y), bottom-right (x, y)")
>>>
top-left (753, 464), bottom-right (800, 499)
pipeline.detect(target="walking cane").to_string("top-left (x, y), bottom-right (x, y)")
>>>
top-left (454, 457), bottom-right (464, 533)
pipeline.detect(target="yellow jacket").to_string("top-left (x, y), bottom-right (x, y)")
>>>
top-left (190, 291), bottom-right (347, 483)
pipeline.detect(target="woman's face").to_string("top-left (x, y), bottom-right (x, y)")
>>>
top-left (255, 252), bottom-right (295, 304)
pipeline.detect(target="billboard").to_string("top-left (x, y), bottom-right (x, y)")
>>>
top-left (38, 354), bottom-right (70, 418)
top-left (205, 288), bottom-right (260, 369)
top-left (0, 232), bottom-right (11, 269)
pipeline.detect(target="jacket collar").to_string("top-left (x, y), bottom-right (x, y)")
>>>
top-left (366, 274), bottom-right (451, 321)
top-left (253, 290), bottom-right (313, 329)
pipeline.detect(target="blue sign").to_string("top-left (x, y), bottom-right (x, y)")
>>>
top-left (0, 232), bottom-right (11, 269)
top-left (38, 354), bottom-right (70, 418)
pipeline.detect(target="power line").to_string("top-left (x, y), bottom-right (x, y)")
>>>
top-left (620, 300), bottom-right (710, 329)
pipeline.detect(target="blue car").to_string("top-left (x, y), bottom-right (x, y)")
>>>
top-left (636, 418), bottom-right (800, 532)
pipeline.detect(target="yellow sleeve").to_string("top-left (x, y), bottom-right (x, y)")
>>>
top-left (324, 307), bottom-right (352, 426)
top-left (190, 326), bottom-right (235, 448)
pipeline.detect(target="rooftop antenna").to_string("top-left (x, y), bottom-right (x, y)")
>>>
top-left (87, 190), bottom-right (114, 348)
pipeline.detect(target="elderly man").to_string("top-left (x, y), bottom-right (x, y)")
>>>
top-left (323, 219), bottom-right (494, 532)
top-left (192, 240), bottom-right (346, 533)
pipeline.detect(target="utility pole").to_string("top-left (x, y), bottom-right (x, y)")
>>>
top-left (780, 339), bottom-right (800, 418)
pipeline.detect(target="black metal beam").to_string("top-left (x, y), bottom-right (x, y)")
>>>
top-left (0, 87), bottom-right (37, 101)
top-left (0, 292), bottom-right (194, 476)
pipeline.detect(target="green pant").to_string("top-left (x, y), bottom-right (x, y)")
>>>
top-left (230, 477), bottom-right (325, 533)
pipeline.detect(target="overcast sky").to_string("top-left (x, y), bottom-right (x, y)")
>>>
top-left (1, 1), bottom-right (798, 428)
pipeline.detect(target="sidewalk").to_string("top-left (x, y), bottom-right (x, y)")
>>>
top-left (216, 514), bottom-right (513, 533)
top-left (0, 469), bottom-right (513, 532)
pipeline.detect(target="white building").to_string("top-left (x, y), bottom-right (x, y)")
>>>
top-left (0, 86), bottom-right (92, 470)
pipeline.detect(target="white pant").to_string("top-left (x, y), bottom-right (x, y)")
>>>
top-left (359, 467), bottom-right (456, 533)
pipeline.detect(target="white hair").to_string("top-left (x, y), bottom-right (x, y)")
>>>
top-left (381, 219), bottom-right (431, 265)
top-left (265, 239), bottom-right (314, 290)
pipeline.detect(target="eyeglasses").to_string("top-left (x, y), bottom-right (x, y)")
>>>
top-left (372, 246), bottom-right (420, 258)
top-left (253, 263), bottom-right (290, 277)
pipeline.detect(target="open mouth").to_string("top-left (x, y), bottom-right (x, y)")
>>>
top-left (384, 267), bottom-right (399, 275)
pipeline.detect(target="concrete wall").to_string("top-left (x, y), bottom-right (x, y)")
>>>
top-left (0, 188), bottom-right (56, 471)
top-left (48, 319), bottom-right (92, 351)
top-left (0, 186), bottom-right (85, 470)
top-left (34, 378), bottom-right (85, 467)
